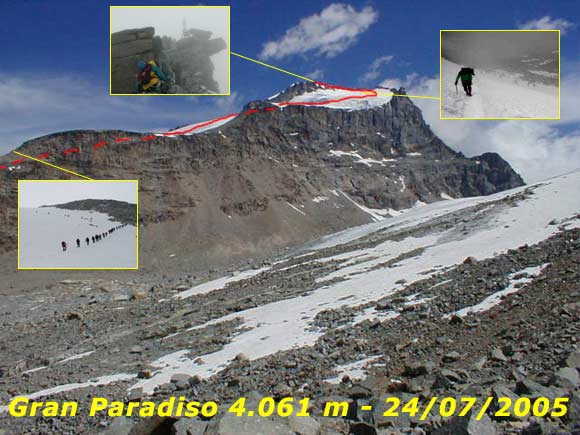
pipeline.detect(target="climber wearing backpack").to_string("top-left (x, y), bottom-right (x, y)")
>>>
top-left (136, 60), bottom-right (167, 93)
top-left (455, 67), bottom-right (475, 96)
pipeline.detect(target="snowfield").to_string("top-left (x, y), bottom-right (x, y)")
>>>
top-left (442, 58), bottom-right (558, 119)
top-left (19, 207), bottom-right (137, 268)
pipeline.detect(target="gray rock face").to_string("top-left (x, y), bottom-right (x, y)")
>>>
top-left (111, 27), bottom-right (156, 94)
top-left (111, 26), bottom-right (226, 94)
top-left (431, 413), bottom-right (497, 435)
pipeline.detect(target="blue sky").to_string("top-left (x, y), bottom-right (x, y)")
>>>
top-left (1, 0), bottom-right (579, 181)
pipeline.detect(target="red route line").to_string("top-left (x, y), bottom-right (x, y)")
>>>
top-left (1, 82), bottom-right (381, 170)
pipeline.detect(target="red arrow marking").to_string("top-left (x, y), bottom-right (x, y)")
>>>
top-left (63, 148), bottom-right (80, 155)
top-left (93, 141), bottom-right (107, 149)
top-left (36, 153), bottom-right (51, 160)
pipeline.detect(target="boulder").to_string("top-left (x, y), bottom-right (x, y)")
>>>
top-left (550, 367), bottom-right (580, 389)
top-left (171, 418), bottom-right (208, 435)
top-left (431, 413), bottom-right (497, 435)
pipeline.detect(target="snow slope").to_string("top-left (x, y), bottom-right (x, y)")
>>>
top-left (162, 85), bottom-right (393, 136)
top-left (19, 207), bottom-right (136, 268)
top-left (442, 58), bottom-right (558, 119)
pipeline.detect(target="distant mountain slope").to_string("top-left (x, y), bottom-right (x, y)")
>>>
top-left (0, 82), bottom-right (524, 270)
top-left (46, 199), bottom-right (137, 226)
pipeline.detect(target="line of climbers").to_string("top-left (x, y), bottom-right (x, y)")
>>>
top-left (60, 223), bottom-right (129, 252)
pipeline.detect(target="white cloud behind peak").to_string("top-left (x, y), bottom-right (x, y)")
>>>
top-left (518, 16), bottom-right (575, 34)
top-left (361, 55), bottom-right (394, 83)
top-left (259, 3), bottom-right (378, 60)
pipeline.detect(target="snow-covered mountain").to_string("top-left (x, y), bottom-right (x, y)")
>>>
top-left (1, 81), bottom-right (523, 272)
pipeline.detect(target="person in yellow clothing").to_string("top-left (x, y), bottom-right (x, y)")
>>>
top-left (136, 60), bottom-right (166, 93)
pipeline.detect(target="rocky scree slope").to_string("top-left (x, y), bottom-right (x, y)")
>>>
top-left (0, 171), bottom-right (577, 434)
top-left (0, 84), bottom-right (523, 268)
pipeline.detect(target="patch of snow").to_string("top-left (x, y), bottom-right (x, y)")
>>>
top-left (22, 366), bottom-right (47, 374)
top-left (440, 192), bottom-right (454, 200)
top-left (399, 175), bottom-right (406, 192)
top-left (339, 191), bottom-right (392, 222)
top-left (329, 150), bottom-right (392, 167)
top-left (57, 350), bottom-right (95, 364)
top-left (312, 196), bottom-right (328, 203)
top-left (325, 356), bottom-right (382, 384)
top-left (286, 202), bottom-right (307, 216)
top-left (164, 115), bottom-right (237, 136)
top-left (280, 87), bottom-right (392, 110)
top-left (174, 267), bottom-right (271, 300)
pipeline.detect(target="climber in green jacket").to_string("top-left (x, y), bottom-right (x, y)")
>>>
top-left (455, 67), bottom-right (475, 96)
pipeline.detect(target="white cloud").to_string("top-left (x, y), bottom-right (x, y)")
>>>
top-left (306, 69), bottom-right (325, 80)
top-left (361, 55), bottom-right (394, 83)
top-left (259, 3), bottom-right (378, 60)
top-left (518, 16), bottom-right (575, 34)
top-left (403, 72), bottom-right (580, 183)
top-left (378, 72), bottom-right (419, 90)
top-left (213, 91), bottom-right (244, 113)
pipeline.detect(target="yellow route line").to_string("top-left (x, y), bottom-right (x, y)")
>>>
top-left (231, 51), bottom-right (315, 82)
top-left (231, 51), bottom-right (440, 101)
top-left (13, 151), bottom-right (94, 180)
top-left (385, 92), bottom-right (441, 100)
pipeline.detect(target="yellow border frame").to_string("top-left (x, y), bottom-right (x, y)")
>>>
top-left (109, 5), bottom-right (231, 96)
top-left (439, 29), bottom-right (560, 121)
top-left (18, 180), bottom-right (139, 270)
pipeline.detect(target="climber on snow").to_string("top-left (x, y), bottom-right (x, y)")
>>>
top-left (136, 60), bottom-right (166, 93)
top-left (455, 67), bottom-right (475, 96)
top-left (61, 241), bottom-right (67, 252)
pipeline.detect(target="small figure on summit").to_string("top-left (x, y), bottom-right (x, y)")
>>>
top-left (136, 60), bottom-right (166, 93)
top-left (455, 67), bottom-right (475, 96)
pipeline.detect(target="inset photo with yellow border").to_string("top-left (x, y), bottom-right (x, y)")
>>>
top-left (440, 30), bottom-right (560, 120)
top-left (110, 5), bottom-right (230, 96)
top-left (18, 180), bottom-right (139, 270)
